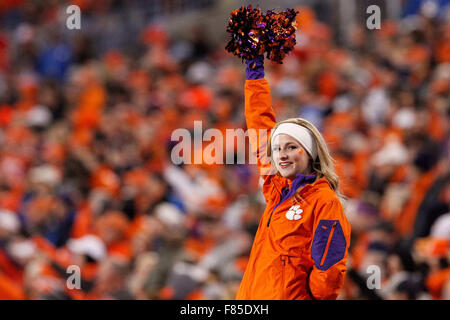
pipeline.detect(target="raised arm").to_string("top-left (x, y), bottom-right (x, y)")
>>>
top-left (244, 55), bottom-right (279, 200)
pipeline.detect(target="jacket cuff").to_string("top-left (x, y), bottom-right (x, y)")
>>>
top-left (245, 55), bottom-right (265, 80)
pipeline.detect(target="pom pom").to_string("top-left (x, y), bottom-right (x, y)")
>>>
top-left (263, 8), bottom-right (298, 64)
top-left (225, 6), bottom-right (299, 64)
top-left (225, 5), bottom-right (266, 62)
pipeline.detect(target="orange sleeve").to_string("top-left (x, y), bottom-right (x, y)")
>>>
top-left (244, 78), bottom-right (279, 201)
top-left (308, 198), bottom-right (351, 300)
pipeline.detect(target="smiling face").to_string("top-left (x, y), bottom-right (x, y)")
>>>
top-left (271, 133), bottom-right (312, 179)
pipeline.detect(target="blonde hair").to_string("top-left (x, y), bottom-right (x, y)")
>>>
top-left (267, 118), bottom-right (346, 203)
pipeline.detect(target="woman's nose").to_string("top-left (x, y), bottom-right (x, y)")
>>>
top-left (279, 149), bottom-right (288, 159)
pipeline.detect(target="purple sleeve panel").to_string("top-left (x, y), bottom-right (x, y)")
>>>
top-left (245, 55), bottom-right (265, 80)
top-left (311, 220), bottom-right (347, 271)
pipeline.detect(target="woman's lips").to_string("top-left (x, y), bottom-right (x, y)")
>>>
top-left (279, 162), bottom-right (292, 169)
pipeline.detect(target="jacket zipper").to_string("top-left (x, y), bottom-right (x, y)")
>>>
top-left (267, 179), bottom-right (292, 227)
top-left (266, 204), bottom-right (278, 227)
top-left (267, 180), bottom-right (284, 227)
top-left (320, 222), bottom-right (337, 267)
top-left (280, 255), bottom-right (286, 300)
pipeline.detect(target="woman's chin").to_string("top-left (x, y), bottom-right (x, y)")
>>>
top-left (279, 169), bottom-right (296, 179)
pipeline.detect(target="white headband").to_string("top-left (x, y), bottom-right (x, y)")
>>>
top-left (271, 123), bottom-right (318, 160)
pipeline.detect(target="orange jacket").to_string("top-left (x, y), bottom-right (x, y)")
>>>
top-left (236, 79), bottom-right (351, 300)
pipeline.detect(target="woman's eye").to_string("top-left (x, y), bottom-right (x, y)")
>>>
top-left (289, 145), bottom-right (297, 150)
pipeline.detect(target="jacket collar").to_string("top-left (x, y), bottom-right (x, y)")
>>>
top-left (297, 177), bottom-right (331, 198)
top-left (281, 173), bottom-right (317, 199)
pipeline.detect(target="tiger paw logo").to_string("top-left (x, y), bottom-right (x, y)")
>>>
top-left (286, 205), bottom-right (303, 221)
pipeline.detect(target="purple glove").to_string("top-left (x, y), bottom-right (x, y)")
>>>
top-left (245, 55), bottom-right (265, 80)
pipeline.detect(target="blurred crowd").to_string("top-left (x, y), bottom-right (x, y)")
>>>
top-left (0, 0), bottom-right (449, 300)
